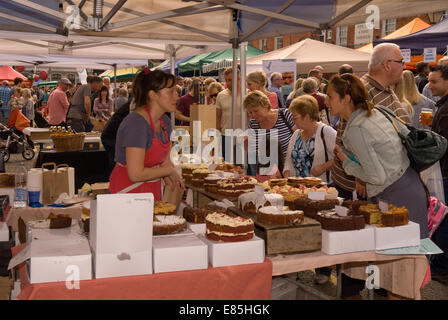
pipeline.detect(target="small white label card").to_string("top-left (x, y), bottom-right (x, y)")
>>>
top-left (221, 199), bottom-right (235, 208)
top-left (185, 188), bottom-right (194, 207)
top-left (335, 205), bottom-right (349, 217)
top-left (255, 185), bottom-right (265, 197)
top-left (352, 190), bottom-right (358, 201)
top-left (378, 200), bottom-right (389, 213)
top-left (308, 191), bottom-right (326, 201)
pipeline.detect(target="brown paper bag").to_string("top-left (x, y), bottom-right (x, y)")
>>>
top-left (162, 184), bottom-right (183, 209)
top-left (42, 162), bottom-right (57, 205)
top-left (55, 164), bottom-right (71, 198)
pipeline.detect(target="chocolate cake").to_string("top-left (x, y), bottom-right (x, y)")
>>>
top-left (217, 176), bottom-right (257, 197)
top-left (192, 168), bottom-right (213, 188)
top-left (317, 209), bottom-right (365, 231)
top-left (48, 213), bottom-right (72, 229)
top-left (154, 201), bottom-right (176, 215)
top-left (258, 206), bottom-right (304, 225)
top-left (183, 205), bottom-right (226, 223)
top-left (204, 172), bottom-right (235, 193)
top-left (238, 192), bottom-right (284, 214)
top-left (153, 215), bottom-right (187, 235)
top-left (380, 207), bottom-right (410, 227)
top-left (205, 212), bottom-right (254, 242)
top-left (268, 178), bottom-right (288, 188)
top-left (293, 198), bottom-right (340, 218)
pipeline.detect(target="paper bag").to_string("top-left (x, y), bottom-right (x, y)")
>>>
top-left (42, 162), bottom-right (57, 205)
top-left (56, 164), bottom-right (75, 198)
top-left (162, 183), bottom-right (183, 208)
top-left (189, 104), bottom-right (217, 145)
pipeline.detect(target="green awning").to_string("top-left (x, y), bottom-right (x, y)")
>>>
top-left (178, 45), bottom-right (265, 75)
top-left (37, 81), bottom-right (58, 87)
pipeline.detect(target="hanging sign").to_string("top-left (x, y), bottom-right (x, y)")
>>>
top-left (423, 48), bottom-right (437, 62)
top-left (401, 49), bottom-right (411, 63)
top-left (262, 59), bottom-right (297, 98)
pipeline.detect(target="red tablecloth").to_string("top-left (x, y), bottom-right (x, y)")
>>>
top-left (12, 245), bottom-right (272, 300)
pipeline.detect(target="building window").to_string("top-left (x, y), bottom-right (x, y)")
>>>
top-left (336, 26), bottom-right (348, 47)
top-left (51, 73), bottom-right (61, 81)
top-left (66, 73), bottom-right (76, 83)
top-left (275, 36), bottom-right (283, 50)
top-left (354, 23), bottom-right (373, 48)
top-left (327, 29), bottom-right (332, 40)
top-left (381, 18), bottom-right (396, 37)
top-left (260, 39), bottom-right (267, 52)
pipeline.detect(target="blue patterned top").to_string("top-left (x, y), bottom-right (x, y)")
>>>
top-left (291, 132), bottom-right (315, 177)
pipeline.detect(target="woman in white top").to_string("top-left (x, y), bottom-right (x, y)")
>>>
top-left (283, 95), bottom-right (336, 183)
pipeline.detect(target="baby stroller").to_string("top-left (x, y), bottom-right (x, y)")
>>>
top-left (0, 122), bottom-right (35, 162)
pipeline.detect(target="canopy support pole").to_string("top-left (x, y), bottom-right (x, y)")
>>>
top-left (240, 41), bottom-right (247, 130)
top-left (169, 45), bottom-right (176, 129)
top-left (113, 63), bottom-right (117, 104)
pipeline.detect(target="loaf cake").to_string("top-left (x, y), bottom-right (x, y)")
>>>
top-left (380, 207), bottom-right (410, 227)
top-left (48, 213), bottom-right (72, 229)
top-left (215, 163), bottom-right (244, 174)
top-left (183, 205), bottom-right (226, 223)
top-left (217, 176), bottom-right (257, 197)
top-left (154, 201), bottom-right (177, 215)
top-left (205, 212), bottom-right (254, 242)
top-left (258, 206), bottom-right (304, 225)
top-left (153, 215), bottom-right (187, 235)
top-left (238, 192), bottom-right (284, 214)
top-left (287, 176), bottom-right (322, 187)
top-left (317, 209), bottom-right (365, 231)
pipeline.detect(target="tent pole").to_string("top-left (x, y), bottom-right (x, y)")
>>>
top-left (231, 10), bottom-right (239, 132)
top-left (113, 63), bottom-right (117, 103)
top-left (240, 41), bottom-right (247, 130)
top-left (170, 46), bottom-right (176, 130)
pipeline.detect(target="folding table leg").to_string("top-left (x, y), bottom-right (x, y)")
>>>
top-left (336, 264), bottom-right (342, 300)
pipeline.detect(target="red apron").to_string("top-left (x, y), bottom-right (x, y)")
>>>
top-left (109, 106), bottom-right (170, 200)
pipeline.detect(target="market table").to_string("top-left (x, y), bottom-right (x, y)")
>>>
top-left (35, 149), bottom-right (109, 191)
top-left (11, 245), bottom-right (273, 300)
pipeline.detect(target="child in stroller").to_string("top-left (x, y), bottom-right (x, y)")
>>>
top-left (0, 122), bottom-right (35, 163)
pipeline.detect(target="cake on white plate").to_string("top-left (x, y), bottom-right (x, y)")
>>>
top-left (205, 212), bottom-right (254, 242)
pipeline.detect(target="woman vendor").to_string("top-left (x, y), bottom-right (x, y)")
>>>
top-left (109, 68), bottom-right (184, 200)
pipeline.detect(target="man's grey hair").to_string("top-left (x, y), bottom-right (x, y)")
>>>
top-left (368, 43), bottom-right (401, 71)
top-left (439, 56), bottom-right (448, 65)
top-left (302, 77), bottom-right (318, 94)
top-left (270, 72), bottom-right (282, 82)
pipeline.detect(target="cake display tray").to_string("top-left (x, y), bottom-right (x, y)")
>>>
top-left (228, 207), bottom-right (322, 255)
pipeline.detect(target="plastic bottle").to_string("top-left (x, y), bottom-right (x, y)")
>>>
top-left (13, 162), bottom-right (28, 208)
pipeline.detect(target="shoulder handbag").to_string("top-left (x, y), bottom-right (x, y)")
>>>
top-left (320, 126), bottom-right (330, 182)
top-left (375, 106), bottom-right (447, 172)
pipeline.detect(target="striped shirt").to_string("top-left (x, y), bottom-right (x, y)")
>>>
top-left (361, 74), bottom-right (411, 123)
top-left (248, 109), bottom-right (295, 160)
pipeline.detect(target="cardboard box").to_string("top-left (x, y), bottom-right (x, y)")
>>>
top-left (372, 222), bottom-right (420, 250)
top-left (189, 104), bottom-right (217, 145)
top-left (90, 193), bottom-right (153, 279)
top-left (0, 222), bottom-right (8, 241)
top-left (187, 222), bottom-right (206, 235)
top-left (27, 222), bottom-right (92, 284)
top-left (200, 234), bottom-right (265, 267)
top-left (321, 227), bottom-right (375, 255)
top-left (91, 182), bottom-right (110, 197)
top-left (152, 235), bottom-right (208, 273)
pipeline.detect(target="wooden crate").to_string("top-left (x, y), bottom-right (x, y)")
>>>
top-left (229, 207), bottom-right (322, 255)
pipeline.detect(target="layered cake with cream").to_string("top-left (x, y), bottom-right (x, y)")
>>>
top-left (204, 172), bottom-right (235, 193)
top-left (183, 205), bottom-right (226, 223)
top-left (181, 163), bottom-right (208, 184)
top-left (317, 209), bottom-right (365, 231)
top-left (191, 168), bottom-right (213, 188)
top-left (205, 212), bottom-right (254, 242)
top-left (153, 215), bottom-right (187, 235)
top-left (154, 201), bottom-right (177, 215)
top-left (268, 178), bottom-right (288, 188)
top-left (287, 176), bottom-right (322, 187)
top-left (238, 192), bottom-right (284, 214)
top-left (215, 163), bottom-right (244, 174)
top-left (381, 207), bottom-right (409, 227)
top-left (293, 197), bottom-right (340, 218)
top-left (217, 176), bottom-right (257, 197)
top-left (258, 206), bottom-right (304, 225)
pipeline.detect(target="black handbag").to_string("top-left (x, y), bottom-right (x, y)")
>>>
top-left (375, 106), bottom-right (447, 172)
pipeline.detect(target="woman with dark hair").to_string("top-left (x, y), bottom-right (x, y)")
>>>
top-left (93, 85), bottom-right (114, 119)
top-left (109, 69), bottom-right (184, 199)
top-left (326, 73), bottom-right (428, 238)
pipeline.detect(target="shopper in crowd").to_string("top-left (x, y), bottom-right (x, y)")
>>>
top-left (47, 78), bottom-right (71, 127)
top-left (414, 61), bottom-right (430, 93)
top-left (21, 88), bottom-right (35, 126)
top-left (301, 78), bottom-right (330, 126)
top-left (286, 78), bottom-right (304, 108)
top-left (176, 79), bottom-right (200, 126)
top-left (244, 90), bottom-right (295, 178)
top-left (0, 81), bottom-right (11, 122)
top-left (216, 66), bottom-right (243, 131)
top-left (268, 72), bottom-right (286, 109)
top-left (401, 70), bottom-right (435, 128)
top-left (247, 70), bottom-right (279, 109)
top-left (423, 57), bottom-right (448, 103)
top-left (8, 87), bottom-right (22, 111)
top-left (66, 75), bottom-right (103, 132)
top-left (284, 94), bottom-right (336, 284)
top-left (176, 76), bottom-right (184, 88)
top-left (338, 64), bottom-right (353, 75)
top-left (393, 77), bottom-right (413, 118)
top-left (109, 69), bottom-right (183, 199)
top-left (114, 87), bottom-right (128, 112)
top-left (93, 85), bottom-right (114, 120)
top-left (182, 78), bottom-right (192, 96)
top-left (314, 65), bottom-right (327, 85)
top-left (207, 82), bottom-right (224, 105)
top-left (10, 77), bottom-right (24, 97)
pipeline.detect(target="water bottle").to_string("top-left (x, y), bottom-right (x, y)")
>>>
top-left (14, 162), bottom-right (27, 208)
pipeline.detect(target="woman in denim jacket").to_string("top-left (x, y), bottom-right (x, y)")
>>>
top-left (325, 73), bottom-right (428, 239)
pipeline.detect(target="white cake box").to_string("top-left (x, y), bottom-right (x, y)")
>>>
top-left (27, 222), bottom-right (92, 284)
top-left (200, 234), bottom-right (265, 267)
top-left (372, 222), bottom-right (420, 250)
top-left (0, 221), bottom-right (9, 241)
top-left (90, 193), bottom-right (154, 279)
top-left (152, 235), bottom-right (208, 273)
top-left (187, 222), bottom-right (206, 235)
top-left (322, 227), bottom-right (375, 255)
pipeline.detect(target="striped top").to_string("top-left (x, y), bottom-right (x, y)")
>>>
top-left (248, 109), bottom-right (295, 160)
top-left (361, 74), bottom-right (411, 123)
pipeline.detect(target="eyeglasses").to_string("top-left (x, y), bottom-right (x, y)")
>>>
top-left (388, 59), bottom-right (405, 65)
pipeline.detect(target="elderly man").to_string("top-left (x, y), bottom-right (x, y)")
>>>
top-left (415, 61), bottom-right (430, 93)
top-left (313, 65), bottom-right (327, 84)
top-left (423, 57), bottom-right (448, 103)
top-left (268, 72), bottom-right (286, 109)
top-left (47, 78), bottom-right (71, 127)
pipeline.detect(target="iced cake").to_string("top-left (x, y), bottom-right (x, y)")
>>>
top-left (238, 192), bottom-right (284, 214)
top-left (217, 176), bottom-right (257, 197)
top-left (258, 206), bottom-right (304, 225)
top-left (317, 209), bottom-right (365, 231)
top-left (183, 205), bottom-right (226, 223)
top-left (205, 212), bottom-right (254, 242)
top-left (153, 215), bottom-right (187, 235)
